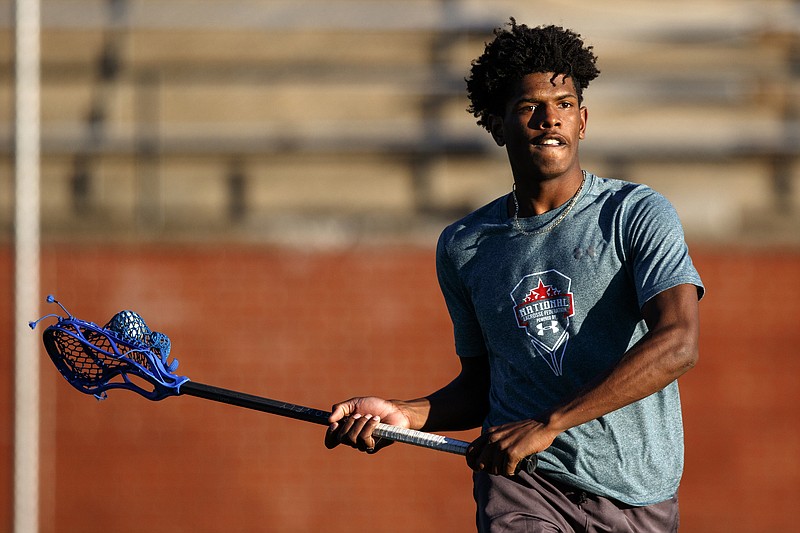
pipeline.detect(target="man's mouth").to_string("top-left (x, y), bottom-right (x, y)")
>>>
top-left (532, 136), bottom-right (567, 147)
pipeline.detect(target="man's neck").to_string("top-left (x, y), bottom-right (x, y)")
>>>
top-left (511, 169), bottom-right (585, 217)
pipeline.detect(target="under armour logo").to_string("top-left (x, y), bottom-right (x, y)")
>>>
top-left (536, 321), bottom-right (560, 336)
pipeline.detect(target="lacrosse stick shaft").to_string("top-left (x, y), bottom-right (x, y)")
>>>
top-left (179, 381), bottom-right (470, 455)
top-left (30, 296), bottom-right (537, 474)
top-left (179, 382), bottom-right (537, 473)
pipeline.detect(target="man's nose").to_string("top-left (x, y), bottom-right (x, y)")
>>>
top-left (533, 105), bottom-right (561, 128)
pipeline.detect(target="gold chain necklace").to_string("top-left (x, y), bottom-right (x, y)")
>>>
top-left (511, 170), bottom-right (586, 236)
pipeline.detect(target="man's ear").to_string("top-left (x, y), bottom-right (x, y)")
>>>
top-left (578, 106), bottom-right (588, 140)
top-left (489, 115), bottom-right (505, 146)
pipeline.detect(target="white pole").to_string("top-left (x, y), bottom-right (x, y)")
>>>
top-left (14, 0), bottom-right (41, 532)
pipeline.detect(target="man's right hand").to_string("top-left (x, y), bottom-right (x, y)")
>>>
top-left (325, 397), bottom-right (413, 454)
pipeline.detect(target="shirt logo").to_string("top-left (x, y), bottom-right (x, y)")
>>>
top-left (511, 270), bottom-right (575, 376)
top-left (536, 320), bottom-right (560, 335)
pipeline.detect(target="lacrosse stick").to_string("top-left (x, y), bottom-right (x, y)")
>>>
top-left (29, 295), bottom-right (539, 474)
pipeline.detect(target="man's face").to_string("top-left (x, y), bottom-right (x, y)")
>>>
top-left (490, 72), bottom-right (587, 182)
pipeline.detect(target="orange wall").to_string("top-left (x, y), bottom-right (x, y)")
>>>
top-left (1, 244), bottom-right (798, 532)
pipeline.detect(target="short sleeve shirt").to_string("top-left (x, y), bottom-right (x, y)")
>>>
top-left (436, 173), bottom-right (704, 505)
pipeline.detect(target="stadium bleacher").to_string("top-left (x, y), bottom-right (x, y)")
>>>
top-left (1, 0), bottom-right (798, 244)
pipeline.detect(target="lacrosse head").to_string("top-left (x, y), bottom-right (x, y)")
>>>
top-left (29, 295), bottom-right (189, 401)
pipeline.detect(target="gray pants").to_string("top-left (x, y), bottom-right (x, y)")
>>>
top-left (474, 470), bottom-right (679, 532)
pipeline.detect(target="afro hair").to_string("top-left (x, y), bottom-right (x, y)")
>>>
top-left (466, 19), bottom-right (600, 132)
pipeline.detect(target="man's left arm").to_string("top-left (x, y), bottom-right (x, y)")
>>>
top-left (467, 282), bottom-right (700, 476)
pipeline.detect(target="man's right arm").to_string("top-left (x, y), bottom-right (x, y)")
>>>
top-left (325, 355), bottom-right (490, 452)
top-left (402, 354), bottom-right (490, 432)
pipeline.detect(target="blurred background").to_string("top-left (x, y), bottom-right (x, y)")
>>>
top-left (1, 0), bottom-right (798, 531)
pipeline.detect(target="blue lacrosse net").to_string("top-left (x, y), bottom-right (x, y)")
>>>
top-left (30, 296), bottom-right (189, 401)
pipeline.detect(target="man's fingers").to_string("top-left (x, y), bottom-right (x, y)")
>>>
top-left (324, 421), bottom-right (341, 449)
top-left (466, 433), bottom-right (524, 476)
top-left (504, 456), bottom-right (521, 477)
top-left (344, 414), bottom-right (366, 444)
top-left (362, 415), bottom-right (382, 451)
top-left (325, 413), bottom-right (385, 452)
top-left (465, 435), bottom-right (487, 471)
top-left (324, 398), bottom-right (405, 455)
top-left (350, 414), bottom-right (384, 452)
top-left (325, 412), bottom-right (358, 449)
top-left (328, 401), bottom-right (354, 424)
top-left (476, 446), bottom-right (499, 475)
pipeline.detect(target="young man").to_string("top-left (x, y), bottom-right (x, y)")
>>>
top-left (325, 21), bottom-right (703, 532)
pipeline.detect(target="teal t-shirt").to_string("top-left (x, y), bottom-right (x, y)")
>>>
top-left (436, 172), bottom-right (704, 506)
